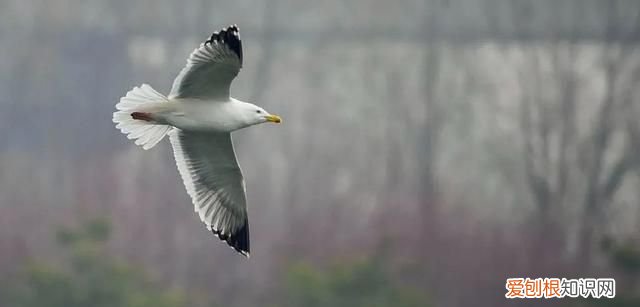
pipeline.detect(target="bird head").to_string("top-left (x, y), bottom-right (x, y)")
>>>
top-left (253, 106), bottom-right (281, 124)
top-left (235, 101), bottom-right (281, 127)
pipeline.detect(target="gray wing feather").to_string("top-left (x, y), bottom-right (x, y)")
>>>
top-left (169, 129), bottom-right (250, 256)
top-left (169, 25), bottom-right (243, 100)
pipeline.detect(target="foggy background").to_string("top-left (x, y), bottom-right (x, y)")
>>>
top-left (0, 0), bottom-right (639, 306)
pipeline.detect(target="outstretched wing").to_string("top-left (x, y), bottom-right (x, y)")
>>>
top-left (169, 130), bottom-right (250, 257)
top-left (169, 25), bottom-right (243, 100)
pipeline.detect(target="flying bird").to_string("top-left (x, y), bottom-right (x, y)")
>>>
top-left (113, 25), bottom-right (281, 257)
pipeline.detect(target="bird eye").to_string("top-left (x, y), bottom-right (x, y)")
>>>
top-left (256, 110), bottom-right (262, 114)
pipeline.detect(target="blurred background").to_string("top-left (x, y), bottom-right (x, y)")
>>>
top-left (0, 0), bottom-right (639, 306)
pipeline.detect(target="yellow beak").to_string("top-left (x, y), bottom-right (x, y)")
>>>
top-left (265, 114), bottom-right (282, 123)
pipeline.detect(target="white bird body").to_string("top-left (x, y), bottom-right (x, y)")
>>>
top-left (149, 98), bottom-right (265, 132)
top-left (112, 25), bottom-right (280, 257)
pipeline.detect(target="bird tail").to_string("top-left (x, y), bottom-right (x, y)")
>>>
top-left (113, 84), bottom-right (172, 150)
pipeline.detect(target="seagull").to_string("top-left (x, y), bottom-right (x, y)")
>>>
top-left (113, 25), bottom-right (281, 257)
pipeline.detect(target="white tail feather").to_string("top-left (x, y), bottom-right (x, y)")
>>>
top-left (113, 84), bottom-right (172, 150)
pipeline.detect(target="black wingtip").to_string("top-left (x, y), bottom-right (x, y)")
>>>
top-left (205, 25), bottom-right (243, 64)
top-left (212, 219), bottom-right (250, 258)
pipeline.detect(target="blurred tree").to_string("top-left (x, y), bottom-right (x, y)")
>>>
top-left (513, 1), bottom-right (640, 267)
top-left (282, 258), bottom-right (430, 307)
top-left (1, 218), bottom-right (187, 307)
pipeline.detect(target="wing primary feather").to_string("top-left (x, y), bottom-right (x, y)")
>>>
top-left (212, 218), bottom-right (250, 257)
top-left (205, 25), bottom-right (242, 65)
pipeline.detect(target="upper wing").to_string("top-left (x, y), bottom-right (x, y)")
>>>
top-left (169, 25), bottom-right (243, 100)
top-left (169, 130), bottom-right (250, 257)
